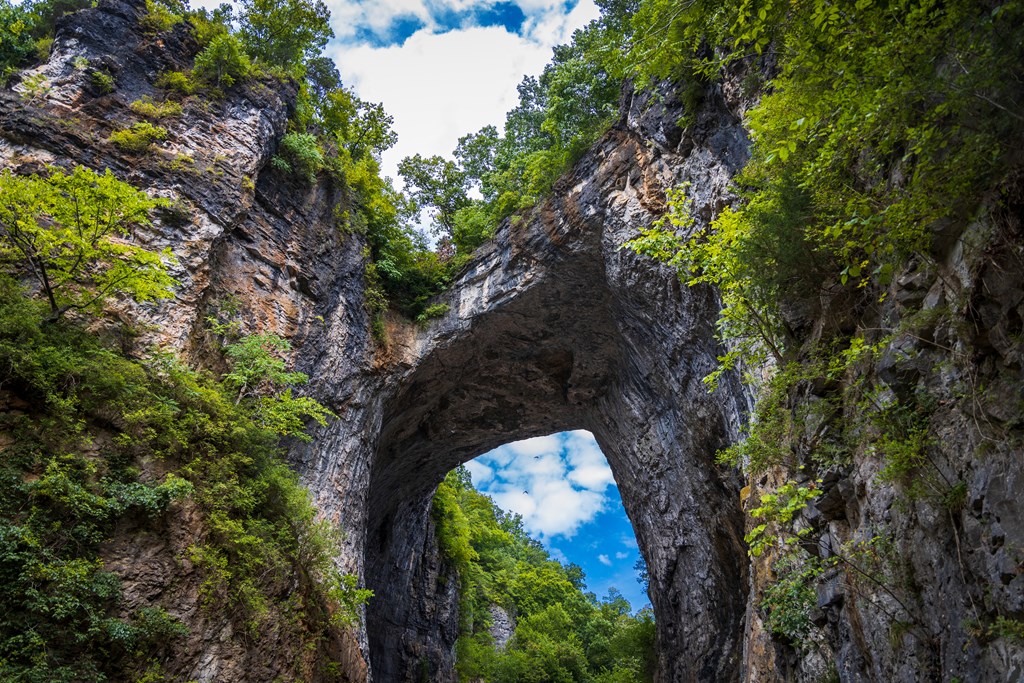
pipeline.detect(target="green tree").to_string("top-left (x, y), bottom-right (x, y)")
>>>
top-left (238, 0), bottom-right (332, 70)
top-left (319, 88), bottom-right (398, 162)
top-left (449, 17), bottom-right (623, 225)
top-left (0, 166), bottom-right (176, 321)
top-left (398, 154), bottom-right (471, 240)
top-left (193, 33), bottom-right (251, 89)
top-left (433, 468), bottom-right (655, 683)
top-left (220, 332), bottom-right (334, 440)
top-left (186, 2), bottom-right (234, 47)
top-left (304, 55), bottom-right (341, 108)
top-left (539, 32), bottom-right (621, 149)
top-left (455, 125), bottom-right (499, 198)
top-left (0, 0), bottom-right (36, 80)
top-left (1, 0), bottom-right (95, 81)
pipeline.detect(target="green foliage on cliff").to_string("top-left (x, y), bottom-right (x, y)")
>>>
top-left (192, 33), bottom-right (251, 89)
top-left (433, 468), bottom-right (656, 683)
top-left (238, 0), bottom-right (331, 71)
top-left (0, 166), bottom-right (176, 322)
top-left (0, 0), bottom-right (92, 83)
top-left (625, 0), bottom-right (1024, 471)
top-left (0, 167), bottom-right (368, 679)
top-left (626, 0), bottom-right (1023, 360)
top-left (0, 285), bottom-right (369, 678)
top-left (107, 121), bottom-right (169, 153)
top-left (619, 0), bottom-right (1022, 660)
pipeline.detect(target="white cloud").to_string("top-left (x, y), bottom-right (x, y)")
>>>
top-left (598, 553), bottom-right (611, 566)
top-left (464, 459), bottom-right (494, 486)
top-left (327, 1), bottom-right (599, 182)
top-left (472, 430), bottom-right (614, 540)
top-left (615, 551), bottom-right (628, 560)
top-left (521, 0), bottom-right (600, 46)
top-left (329, 0), bottom-right (431, 41)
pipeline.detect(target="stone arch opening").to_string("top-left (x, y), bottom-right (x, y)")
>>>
top-left (361, 133), bottom-right (751, 679)
top-left (461, 429), bottom-right (644, 607)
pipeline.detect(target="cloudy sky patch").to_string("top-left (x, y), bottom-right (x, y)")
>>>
top-left (465, 431), bottom-right (650, 610)
top-left (330, 0), bottom-right (583, 45)
top-left (465, 430), bottom-right (614, 540)
top-left (327, 0), bottom-right (600, 180)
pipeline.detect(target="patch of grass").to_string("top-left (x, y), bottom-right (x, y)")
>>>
top-left (130, 96), bottom-right (182, 120)
top-left (108, 122), bottom-right (168, 153)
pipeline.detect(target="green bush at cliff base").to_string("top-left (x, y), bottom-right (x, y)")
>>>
top-left (0, 276), bottom-right (368, 680)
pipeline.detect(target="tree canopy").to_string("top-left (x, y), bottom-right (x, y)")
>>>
top-left (238, 0), bottom-right (331, 70)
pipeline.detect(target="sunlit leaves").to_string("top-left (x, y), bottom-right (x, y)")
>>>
top-left (398, 154), bottom-right (472, 239)
top-left (0, 166), bottom-right (176, 321)
top-left (193, 33), bottom-right (251, 89)
top-left (238, 0), bottom-right (331, 70)
top-left (221, 332), bottom-right (334, 440)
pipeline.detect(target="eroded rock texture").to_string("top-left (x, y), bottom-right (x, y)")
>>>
top-left (3, 2), bottom-right (1022, 681)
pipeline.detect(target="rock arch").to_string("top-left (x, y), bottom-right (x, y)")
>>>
top-left (339, 86), bottom-right (755, 682)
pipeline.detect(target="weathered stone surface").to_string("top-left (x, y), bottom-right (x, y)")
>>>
top-left (488, 605), bottom-right (515, 651)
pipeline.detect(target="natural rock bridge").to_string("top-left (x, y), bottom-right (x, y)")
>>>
top-left (6, 3), bottom-right (1022, 679)
top-left (289, 85), bottom-right (755, 681)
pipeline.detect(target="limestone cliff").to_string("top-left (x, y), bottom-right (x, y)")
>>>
top-left (1, 1), bottom-right (1021, 682)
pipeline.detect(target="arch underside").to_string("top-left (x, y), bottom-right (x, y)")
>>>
top-left (359, 101), bottom-right (754, 682)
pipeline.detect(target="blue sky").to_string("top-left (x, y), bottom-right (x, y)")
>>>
top-left (329, 0), bottom-right (583, 46)
top-left (346, 1), bottom-right (532, 46)
top-left (324, 0), bottom-right (600, 180)
top-left (466, 431), bottom-right (650, 611)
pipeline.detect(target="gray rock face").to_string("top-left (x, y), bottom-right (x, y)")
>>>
top-left (488, 605), bottom-right (515, 651)
top-left (4, 3), bottom-right (1022, 681)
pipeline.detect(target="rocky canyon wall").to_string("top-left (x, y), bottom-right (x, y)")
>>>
top-left (2, 2), bottom-right (1022, 681)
